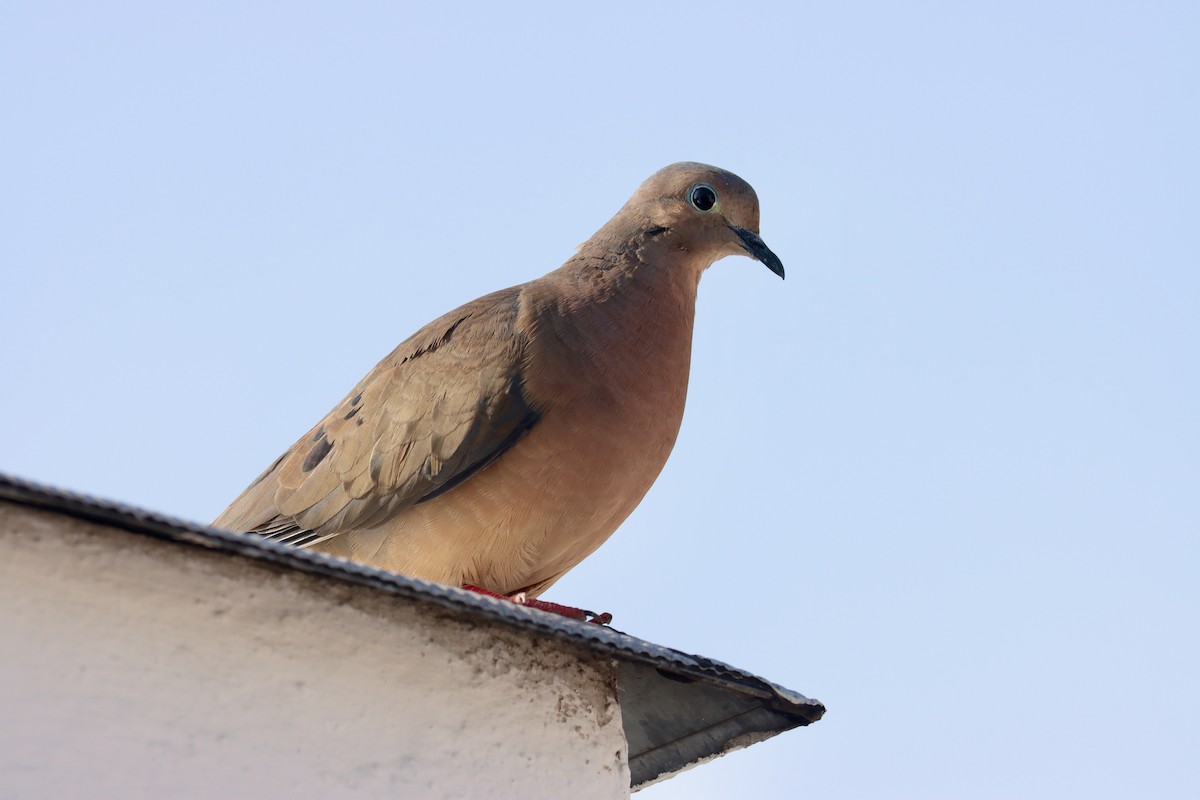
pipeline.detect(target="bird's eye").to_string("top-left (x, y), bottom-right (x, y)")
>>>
top-left (689, 184), bottom-right (718, 212)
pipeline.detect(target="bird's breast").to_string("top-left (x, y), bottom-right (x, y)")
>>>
top-left (484, 280), bottom-right (698, 585)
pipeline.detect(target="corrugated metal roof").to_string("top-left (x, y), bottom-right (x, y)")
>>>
top-left (0, 472), bottom-right (824, 790)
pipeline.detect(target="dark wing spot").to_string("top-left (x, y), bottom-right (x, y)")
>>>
top-left (311, 425), bottom-right (326, 442)
top-left (399, 315), bottom-right (469, 366)
top-left (351, 392), bottom-right (362, 406)
top-left (344, 406), bottom-right (361, 420)
top-left (302, 436), bottom-right (334, 472)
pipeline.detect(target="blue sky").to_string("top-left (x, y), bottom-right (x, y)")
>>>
top-left (3, 2), bottom-right (1197, 797)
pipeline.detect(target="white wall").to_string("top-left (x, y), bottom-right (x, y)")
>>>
top-left (0, 502), bottom-right (630, 800)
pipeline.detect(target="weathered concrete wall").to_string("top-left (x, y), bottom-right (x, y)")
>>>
top-left (0, 502), bottom-right (630, 799)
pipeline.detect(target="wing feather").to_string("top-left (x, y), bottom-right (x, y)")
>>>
top-left (212, 286), bottom-right (541, 546)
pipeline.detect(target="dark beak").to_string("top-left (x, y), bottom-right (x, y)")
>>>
top-left (730, 226), bottom-right (785, 279)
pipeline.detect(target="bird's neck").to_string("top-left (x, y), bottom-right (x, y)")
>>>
top-left (521, 234), bottom-right (705, 414)
top-left (561, 230), bottom-right (703, 343)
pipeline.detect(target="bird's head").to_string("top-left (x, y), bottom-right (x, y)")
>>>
top-left (625, 162), bottom-right (785, 280)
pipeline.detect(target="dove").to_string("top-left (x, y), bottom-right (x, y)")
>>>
top-left (214, 162), bottom-right (783, 614)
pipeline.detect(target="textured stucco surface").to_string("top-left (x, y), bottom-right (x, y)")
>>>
top-left (0, 502), bottom-right (630, 799)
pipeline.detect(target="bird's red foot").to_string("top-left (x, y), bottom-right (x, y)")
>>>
top-left (462, 585), bottom-right (612, 625)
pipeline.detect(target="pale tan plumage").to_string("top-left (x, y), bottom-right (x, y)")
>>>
top-left (214, 162), bottom-right (783, 598)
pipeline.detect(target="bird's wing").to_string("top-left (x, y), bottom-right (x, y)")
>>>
top-left (212, 286), bottom-right (540, 548)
